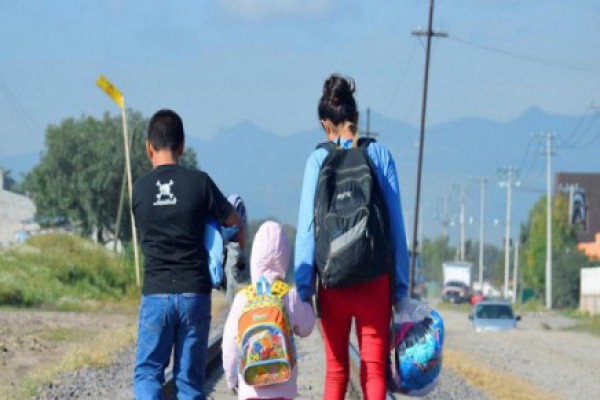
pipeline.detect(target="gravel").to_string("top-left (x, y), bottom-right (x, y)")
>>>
top-left (418, 369), bottom-right (487, 400)
top-left (34, 307), bottom-right (493, 400)
top-left (441, 307), bottom-right (600, 400)
top-left (33, 311), bottom-right (228, 400)
top-left (34, 346), bottom-right (136, 400)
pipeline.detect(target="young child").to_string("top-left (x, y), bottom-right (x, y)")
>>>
top-left (222, 221), bottom-right (315, 400)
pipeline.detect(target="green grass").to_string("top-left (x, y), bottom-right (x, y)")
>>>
top-left (514, 298), bottom-right (546, 313)
top-left (37, 328), bottom-right (87, 343)
top-left (561, 309), bottom-right (600, 337)
top-left (436, 300), bottom-right (473, 314)
top-left (0, 233), bottom-right (137, 309)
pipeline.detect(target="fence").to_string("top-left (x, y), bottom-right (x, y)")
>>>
top-left (581, 267), bottom-right (600, 315)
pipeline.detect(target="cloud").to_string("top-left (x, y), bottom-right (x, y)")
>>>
top-left (218, 0), bottom-right (333, 21)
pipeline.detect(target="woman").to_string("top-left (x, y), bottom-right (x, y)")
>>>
top-left (294, 74), bottom-right (410, 399)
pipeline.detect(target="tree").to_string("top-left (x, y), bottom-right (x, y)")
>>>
top-left (23, 111), bottom-right (198, 243)
top-left (521, 194), bottom-right (592, 306)
top-left (180, 147), bottom-right (198, 170)
top-left (1, 168), bottom-right (20, 192)
top-left (420, 236), bottom-right (456, 282)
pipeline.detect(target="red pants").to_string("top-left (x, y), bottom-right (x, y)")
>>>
top-left (318, 274), bottom-right (391, 400)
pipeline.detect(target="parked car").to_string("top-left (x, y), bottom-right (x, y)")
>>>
top-left (468, 300), bottom-right (521, 332)
top-left (442, 280), bottom-right (472, 304)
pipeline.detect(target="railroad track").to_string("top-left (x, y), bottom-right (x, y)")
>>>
top-left (163, 334), bottom-right (223, 399)
top-left (163, 332), bottom-right (397, 399)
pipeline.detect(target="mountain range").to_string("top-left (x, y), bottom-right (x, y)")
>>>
top-left (2, 106), bottom-right (598, 246)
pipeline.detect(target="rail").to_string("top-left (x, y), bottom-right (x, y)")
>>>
top-left (163, 334), bottom-right (223, 400)
top-left (163, 331), bottom-right (396, 398)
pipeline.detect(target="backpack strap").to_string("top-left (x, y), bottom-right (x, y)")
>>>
top-left (357, 137), bottom-right (376, 149)
top-left (243, 279), bottom-right (290, 301)
top-left (271, 280), bottom-right (290, 299)
top-left (318, 137), bottom-right (373, 153)
top-left (316, 141), bottom-right (337, 154)
top-left (244, 284), bottom-right (257, 301)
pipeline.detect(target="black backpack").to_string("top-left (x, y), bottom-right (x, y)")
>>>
top-left (313, 137), bottom-right (392, 288)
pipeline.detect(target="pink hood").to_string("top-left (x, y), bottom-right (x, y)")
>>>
top-left (250, 220), bottom-right (291, 284)
top-left (222, 220), bottom-right (315, 399)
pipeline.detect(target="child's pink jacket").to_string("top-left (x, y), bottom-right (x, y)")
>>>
top-left (222, 221), bottom-right (315, 400)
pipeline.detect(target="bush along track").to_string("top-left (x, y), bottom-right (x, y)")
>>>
top-left (0, 233), bottom-right (137, 309)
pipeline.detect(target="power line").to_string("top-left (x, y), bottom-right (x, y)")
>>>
top-left (385, 41), bottom-right (419, 114)
top-left (519, 139), bottom-right (542, 186)
top-left (560, 111), bottom-right (600, 149)
top-left (558, 107), bottom-right (592, 148)
top-left (448, 35), bottom-right (600, 75)
top-left (516, 135), bottom-right (535, 174)
top-left (0, 81), bottom-right (41, 135)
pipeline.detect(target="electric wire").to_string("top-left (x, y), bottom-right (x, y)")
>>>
top-left (448, 35), bottom-right (600, 75)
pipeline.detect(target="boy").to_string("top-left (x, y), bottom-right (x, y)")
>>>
top-left (133, 109), bottom-right (245, 399)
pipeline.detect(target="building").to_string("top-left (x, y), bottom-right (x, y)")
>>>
top-left (555, 173), bottom-right (600, 259)
top-left (0, 187), bottom-right (38, 247)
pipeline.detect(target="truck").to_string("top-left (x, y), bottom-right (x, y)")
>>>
top-left (442, 261), bottom-right (473, 303)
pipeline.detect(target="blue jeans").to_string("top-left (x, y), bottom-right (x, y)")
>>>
top-left (134, 293), bottom-right (211, 400)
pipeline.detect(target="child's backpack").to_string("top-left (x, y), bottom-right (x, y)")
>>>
top-left (237, 276), bottom-right (296, 387)
top-left (314, 137), bottom-right (392, 288)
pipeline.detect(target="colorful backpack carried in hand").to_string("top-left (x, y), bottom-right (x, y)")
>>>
top-left (388, 299), bottom-right (445, 396)
top-left (238, 276), bottom-right (296, 387)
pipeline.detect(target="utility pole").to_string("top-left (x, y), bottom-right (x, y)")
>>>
top-left (512, 240), bottom-right (520, 304)
top-left (409, 0), bottom-right (447, 298)
top-left (541, 132), bottom-right (556, 309)
top-left (474, 176), bottom-right (488, 291)
top-left (452, 183), bottom-right (468, 261)
top-left (498, 166), bottom-right (519, 300)
top-left (363, 107), bottom-right (379, 138)
top-left (460, 184), bottom-right (466, 261)
top-left (434, 195), bottom-right (451, 238)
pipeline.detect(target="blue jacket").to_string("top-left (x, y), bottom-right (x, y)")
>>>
top-left (294, 138), bottom-right (410, 302)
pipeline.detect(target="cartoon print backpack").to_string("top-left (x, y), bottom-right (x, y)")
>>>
top-left (237, 276), bottom-right (296, 387)
top-left (388, 299), bottom-right (445, 396)
top-left (313, 137), bottom-right (392, 288)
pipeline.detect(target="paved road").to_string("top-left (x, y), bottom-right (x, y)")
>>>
top-left (440, 306), bottom-right (600, 400)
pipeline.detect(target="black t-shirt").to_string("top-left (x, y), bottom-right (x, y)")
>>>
top-left (132, 164), bottom-right (233, 295)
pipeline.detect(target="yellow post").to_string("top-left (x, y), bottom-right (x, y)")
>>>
top-left (96, 75), bottom-right (141, 287)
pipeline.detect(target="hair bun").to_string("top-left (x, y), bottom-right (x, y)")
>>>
top-left (323, 74), bottom-right (355, 106)
top-left (318, 73), bottom-right (358, 126)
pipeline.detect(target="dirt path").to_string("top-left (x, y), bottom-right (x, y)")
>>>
top-left (440, 307), bottom-right (600, 400)
top-left (0, 309), bottom-right (133, 393)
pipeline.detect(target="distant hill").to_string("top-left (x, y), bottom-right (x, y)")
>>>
top-left (187, 107), bottom-right (598, 245)
top-left (3, 107), bottom-right (598, 246)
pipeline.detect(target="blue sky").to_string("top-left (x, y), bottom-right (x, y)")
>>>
top-left (1, 0), bottom-right (599, 159)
